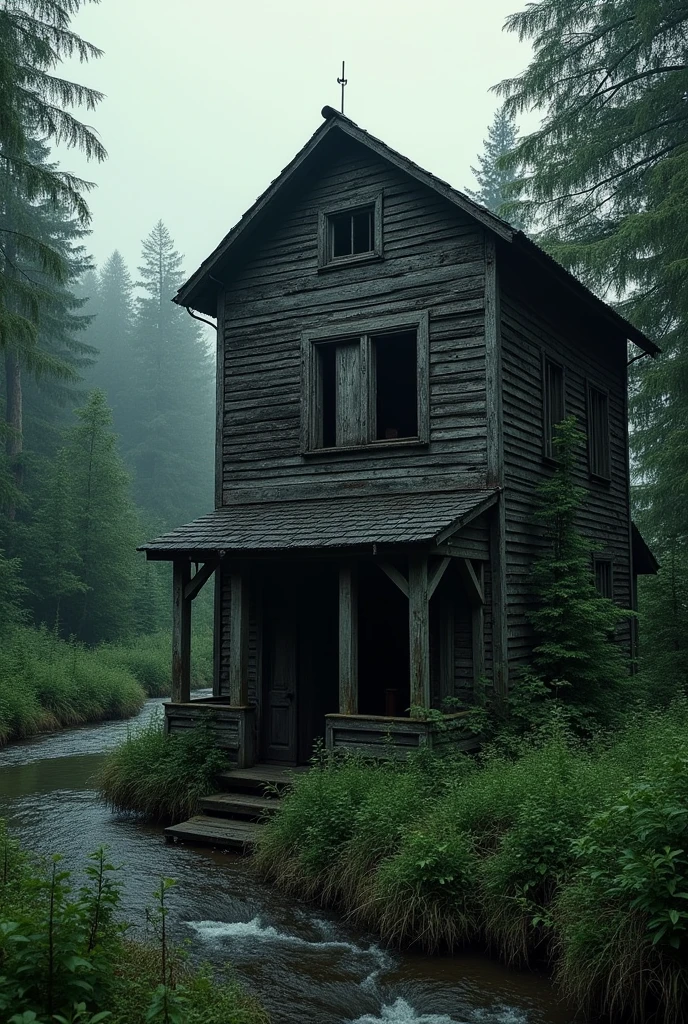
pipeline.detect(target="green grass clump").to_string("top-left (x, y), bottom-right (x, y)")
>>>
top-left (0, 626), bottom-right (146, 745)
top-left (98, 718), bottom-right (229, 822)
top-left (256, 703), bottom-right (688, 1022)
top-left (99, 626), bottom-right (213, 697)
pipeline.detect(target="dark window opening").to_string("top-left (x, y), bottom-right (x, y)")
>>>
top-left (544, 358), bottom-right (565, 459)
top-left (588, 385), bottom-right (611, 479)
top-left (319, 344), bottom-right (337, 449)
top-left (595, 559), bottom-right (613, 600)
top-left (374, 332), bottom-right (418, 440)
top-left (330, 207), bottom-right (374, 259)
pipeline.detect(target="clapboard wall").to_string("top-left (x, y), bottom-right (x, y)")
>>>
top-left (499, 259), bottom-right (633, 670)
top-left (219, 132), bottom-right (489, 500)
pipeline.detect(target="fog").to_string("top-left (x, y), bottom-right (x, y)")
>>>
top-left (60, 0), bottom-right (532, 275)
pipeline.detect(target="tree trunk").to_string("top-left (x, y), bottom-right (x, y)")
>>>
top-left (5, 347), bottom-right (23, 518)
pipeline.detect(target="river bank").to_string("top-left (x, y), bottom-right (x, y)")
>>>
top-left (0, 625), bottom-right (212, 745)
top-left (0, 698), bottom-right (574, 1024)
top-left (255, 706), bottom-right (688, 1024)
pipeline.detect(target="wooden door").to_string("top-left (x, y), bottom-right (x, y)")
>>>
top-left (262, 603), bottom-right (297, 764)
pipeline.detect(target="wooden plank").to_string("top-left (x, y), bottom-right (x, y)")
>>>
top-left (428, 556), bottom-right (451, 599)
top-left (338, 563), bottom-right (359, 714)
top-left (336, 342), bottom-right (362, 446)
top-left (472, 563), bottom-right (485, 695)
top-left (215, 289), bottom-right (225, 506)
top-left (229, 571), bottom-right (249, 705)
top-left (490, 497), bottom-right (509, 699)
top-left (184, 558), bottom-right (219, 602)
top-left (408, 552), bottom-right (430, 708)
top-left (485, 234), bottom-right (503, 489)
top-left (378, 561), bottom-right (409, 597)
top-left (164, 815), bottom-right (261, 850)
top-left (172, 560), bottom-right (191, 703)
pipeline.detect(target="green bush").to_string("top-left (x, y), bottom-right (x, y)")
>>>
top-left (256, 704), bottom-right (688, 1022)
top-left (98, 718), bottom-right (229, 822)
top-left (0, 826), bottom-right (268, 1024)
top-left (0, 626), bottom-right (145, 745)
top-left (99, 627), bottom-right (213, 697)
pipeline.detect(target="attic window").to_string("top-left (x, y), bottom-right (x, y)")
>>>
top-left (302, 313), bottom-right (429, 452)
top-left (318, 194), bottom-right (383, 269)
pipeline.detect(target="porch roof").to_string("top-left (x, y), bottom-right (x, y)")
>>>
top-left (139, 489), bottom-right (498, 558)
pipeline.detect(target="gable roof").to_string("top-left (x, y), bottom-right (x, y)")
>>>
top-left (139, 489), bottom-right (498, 558)
top-left (175, 106), bottom-right (659, 357)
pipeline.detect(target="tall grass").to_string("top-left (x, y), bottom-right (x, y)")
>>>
top-left (99, 626), bottom-right (214, 697)
top-left (256, 704), bottom-right (688, 1024)
top-left (99, 718), bottom-right (229, 821)
top-left (0, 625), bottom-right (146, 745)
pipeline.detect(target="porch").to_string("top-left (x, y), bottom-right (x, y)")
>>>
top-left (139, 489), bottom-right (498, 766)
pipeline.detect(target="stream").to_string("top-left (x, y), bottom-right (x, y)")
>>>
top-left (0, 697), bottom-right (575, 1024)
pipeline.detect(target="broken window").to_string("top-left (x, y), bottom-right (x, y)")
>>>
top-left (307, 319), bottom-right (427, 451)
top-left (543, 357), bottom-right (565, 459)
top-left (588, 384), bottom-right (611, 480)
top-left (594, 558), bottom-right (613, 600)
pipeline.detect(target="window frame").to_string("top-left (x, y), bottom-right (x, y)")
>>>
top-left (300, 310), bottom-right (429, 455)
top-left (593, 555), bottom-right (614, 601)
top-left (587, 381), bottom-right (612, 483)
top-left (542, 353), bottom-right (566, 462)
top-left (317, 193), bottom-right (384, 271)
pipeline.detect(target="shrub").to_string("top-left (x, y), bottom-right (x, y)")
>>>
top-left (256, 704), bottom-right (688, 1022)
top-left (555, 750), bottom-right (688, 1023)
top-left (0, 826), bottom-right (268, 1024)
top-left (98, 718), bottom-right (229, 822)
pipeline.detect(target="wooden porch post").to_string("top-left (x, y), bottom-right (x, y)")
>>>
top-left (408, 552), bottom-right (430, 709)
top-left (338, 563), bottom-right (358, 714)
top-left (472, 563), bottom-right (485, 696)
top-left (172, 560), bottom-right (191, 703)
top-left (229, 571), bottom-right (249, 706)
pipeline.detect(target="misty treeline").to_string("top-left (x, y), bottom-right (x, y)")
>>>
top-left (468, 1), bottom-right (688, 694)
top-left (0, 1), bottom-right (213, 656)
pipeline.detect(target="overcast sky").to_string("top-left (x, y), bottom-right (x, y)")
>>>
top-left (61, 0), bottom-right (533, 280)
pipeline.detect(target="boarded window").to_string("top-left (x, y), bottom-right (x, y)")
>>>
top-left (329, 207), bottom-right (374, 260)
top-left (543, 358), bottom-right (565, 459)
top-left (588, 385), bottom-right (611, 479)
top-left (594, 558), bottom-right (613, 600)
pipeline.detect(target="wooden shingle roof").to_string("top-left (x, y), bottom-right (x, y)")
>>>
top-left (139, 490), bottom-right (498, 559)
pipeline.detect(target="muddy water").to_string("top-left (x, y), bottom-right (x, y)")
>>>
top-left (0, 698), bottom-right (575, 1024)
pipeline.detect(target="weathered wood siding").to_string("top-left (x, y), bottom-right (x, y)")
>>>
top-left (218, 567), bottom-right (260, 705)
top-left (500, 263), bottom-right (632, 670)
top-left (219, 134), bottom-right (488, 499)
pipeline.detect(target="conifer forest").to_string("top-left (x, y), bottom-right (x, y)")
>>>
top-left (2, 2), bottom-right (688, 1024)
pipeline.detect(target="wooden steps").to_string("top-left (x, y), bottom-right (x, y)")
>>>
top-left (164, 763), bottom-right (306, 852)
top-left (165, 815), bottom-right (261, 849)
top-left (199, 791), bottom-right (280, 819)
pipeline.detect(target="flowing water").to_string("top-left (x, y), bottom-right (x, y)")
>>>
top-left (0, 697), bottom-right (575, 1024)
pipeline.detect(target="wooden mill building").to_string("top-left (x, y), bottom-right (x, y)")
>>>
top-left (142, 106), bottom-right (658, 767)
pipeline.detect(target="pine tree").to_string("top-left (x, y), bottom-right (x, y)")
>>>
top-left (0, 0), bottom-right (105, 356)
top-left (129, 221), bottom-right (214, 527)
top-left (30, 390), bottom-right (140, 643)
top-left (83, 250), bottom-right (136, 438)
top-left (496, 0), bottom-right (688, 689)
top-left (524, 418), bottom-right (631, 732)
top-left (466, 105), bottom-right (525, 227)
